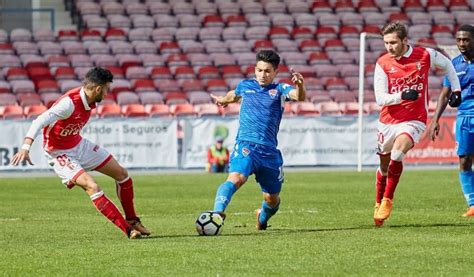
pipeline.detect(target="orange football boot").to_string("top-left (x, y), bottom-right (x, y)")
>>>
top-left (375, 197), bottom-right (393, 221)
top-left (462, 206), bottom-right (474, 217)
top-left (373, 203), bottom-right (384, 227)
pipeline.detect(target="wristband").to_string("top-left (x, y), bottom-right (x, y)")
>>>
top-left (21, 144), bottom-right (31, 151)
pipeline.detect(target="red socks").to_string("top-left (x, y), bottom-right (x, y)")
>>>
top-left (375, 169), bottom-right (387, 204)
top-left (91, 192), bottom-right (130, 235)
top-left (384, 160), bottom-right (403, 200)
top-left (116, 177), bottom-right (137, 220)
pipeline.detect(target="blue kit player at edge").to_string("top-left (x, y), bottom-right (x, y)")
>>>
top-left (209, 49), bottom-right (307, 230)
top-left (429, 24), bottom-right (474, 217)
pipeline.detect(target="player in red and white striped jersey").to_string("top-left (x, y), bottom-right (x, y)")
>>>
top-left (10, 67), bottom-right (150, 239)
top-left (372, 22), bottom-right (461, 226)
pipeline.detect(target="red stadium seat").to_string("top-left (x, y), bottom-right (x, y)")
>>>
top-left (132, 79), bottom-right (156, 93)
top-left (291, 102), bottom-right (320, 116)
top-left (6, 68), bottom-right (28, 81)
top-left (122, 104), bottom-right (148, 117)
top-left (24, 104), bottom-right (47, 119)
top-left (198, 66), bottom-right (220, 80)
top-left (174, 66), bottom-right (195, 80)
top-left (160, 41), bottom-right (181, 54)
top-left (253, 40), bottom-right (274, 52)
top-left (203, 15), bottom-right (224, 27)
top-left (226, 15), bottom-right (247, 27)
top-left (318, 101), bottom-right (342, 115)
top-left (97, 104), bottom-right (122, 118)
top-left (147, 104), bottom-right (171, 117)
top-left (165, 92), bottom-right (188, 105)
top-left (105, 28), bottom-right (127, 41)
top-left (58, 29), bottom-right (78, 41)
top-left (340, 102), bottom-right (360, 115)
top-left (3, 105), bottom-right (24, 119)
top-left (151, 67), bottom-right (173, 80)
top-left (195, 103), bottom-right (220, 117)
top-left (269, 27), bottom-right (290, 40)
top-left (171, 103), bottom-right (197, 117)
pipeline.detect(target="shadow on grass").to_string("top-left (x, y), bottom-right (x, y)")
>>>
top-left (140, 221), bottom-right (473, 240)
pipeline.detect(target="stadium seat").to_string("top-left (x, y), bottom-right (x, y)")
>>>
top-left (39, 42), bottom-right (63, 55)
top-left (187, 92), bottom-right (211, 105)
top-left (341, 102), bottom-right (361, 115)
top-left (117, 91), bottom-right (140, 105)
top-left (0, 81), bottom-right (11, 94)
top-left (97, 103), bottom-right (122, 118)
top-left (123, 104), bottom-right (148, 117)
top-left (206, 79), bottom-right (229, 92)
top-left (0, 93), bottom-right (18, 106)
top-left (11, 80), bottom-right (36, 94)
top-left (196, 2), bottom-right (218, 15)
top-left (292, 102), bottom-right (320, 116)
top-left (2, 105), bottom-right (24, 119)
top-left (21, 102), bottom-right (46, 118)
top-left (180, 80), bottom-right (204, 93)
top-left (138, 92), bottom-right (164, 105)
top-left (171, 103), bottom-right (197, 117)
top-left (146, 104), bottom-right (171, 117)
top-left (17, 93), bottom-right (42, 107)
top-left (195, 103), bottom-right (221, 117)
top-left (318, 101), bottom-right (342, 115)
top-left (59, 80), bottom-right (82, 93)
top-left (165, 91), bottom-right (188, 105)
top-left (132, 79), bottom-right (155, 92)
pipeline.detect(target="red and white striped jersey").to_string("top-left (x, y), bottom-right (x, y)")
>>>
top-left (25, 87), bottom-right (96, 151)
top-left (374, 46), bottom-right (460, 124)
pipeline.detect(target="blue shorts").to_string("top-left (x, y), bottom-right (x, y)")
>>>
top-left (229, 141), bottom-right (284, 194)
top-left (456, 116), bottom-right (474, 156)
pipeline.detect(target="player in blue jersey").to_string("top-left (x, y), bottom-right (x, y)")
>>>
top-left (429, 24), bottom-right (474, 217)
top-left (209, 50), bottom-right (306, 230)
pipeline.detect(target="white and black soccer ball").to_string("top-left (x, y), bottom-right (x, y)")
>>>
top-left (195, 211), bottom-right (224, 236)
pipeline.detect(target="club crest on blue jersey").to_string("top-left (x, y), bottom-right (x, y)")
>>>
top-left (242, 147), bottom-right (250, 156)
top-left (268, 89), bottom-right (278, 99)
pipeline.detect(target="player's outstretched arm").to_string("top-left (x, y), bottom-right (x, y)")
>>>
top-left (288, 68), bottom-right (306, 101)
top-left (10, 138), bottom-right (34, 166)
top-left (428, 86), bottom-right (450, 141)
top-left (210, 90), bottom-right (241, 107)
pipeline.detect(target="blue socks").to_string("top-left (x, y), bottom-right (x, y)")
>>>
top-left (213, 181), bottom-right (238, 212)
top-left (459, 171), bottom-right (474, 206)
top-left (259, 200), bottom-right (280, 225)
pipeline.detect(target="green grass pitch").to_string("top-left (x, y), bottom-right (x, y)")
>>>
top-left (0, 169), bottom-right (472, 275)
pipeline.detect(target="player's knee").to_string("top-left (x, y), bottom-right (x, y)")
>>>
top-left (84, 182), bottom-right (101, 195)
top-left (390, 150), bottom-right (405, 162)
top-left (227, 174), bottom-right (247, 187)
top-left (264, 194), bottom-right (280, 208)
top-left (115, 167), bottom-right (128, 182)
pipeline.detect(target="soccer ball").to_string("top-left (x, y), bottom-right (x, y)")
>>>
top-left (195, 211), bottom-right (224, 236)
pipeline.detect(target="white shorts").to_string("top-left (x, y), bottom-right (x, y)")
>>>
top-left (376, 120), bottom-right (426, 155)
top-left (45, 138), bottom-right (112, 188)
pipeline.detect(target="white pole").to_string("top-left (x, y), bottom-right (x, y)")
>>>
top-left (357, 32), bottom-right (367, 172)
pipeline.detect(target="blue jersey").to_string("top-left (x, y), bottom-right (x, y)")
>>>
top-left (234, 79), bottom-right (293, 148)
top-left (443, 54), bottom-right (474, 116)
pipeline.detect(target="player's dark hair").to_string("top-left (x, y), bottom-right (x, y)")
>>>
top-left (256, 50), bottom-right (280, 70)
top-left (83, 67), bottom-right (113, 89)
top-left (457, 24), bottom-right (474, 35)
top-left (381, 21), bottom-right (408, 40)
